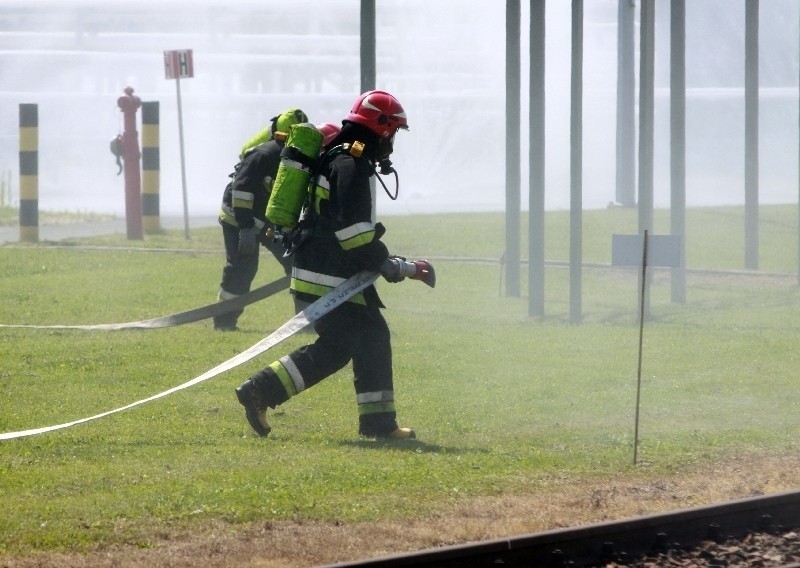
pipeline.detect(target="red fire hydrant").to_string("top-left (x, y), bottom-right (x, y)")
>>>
top-left (117, 86), bottom-right (143, 240)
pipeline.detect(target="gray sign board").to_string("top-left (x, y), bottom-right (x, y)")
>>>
top-left (611, 234), bottom-right (682, 268)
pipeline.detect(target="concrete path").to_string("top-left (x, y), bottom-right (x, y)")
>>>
top-left (0, 216), bottom-right (218, 245)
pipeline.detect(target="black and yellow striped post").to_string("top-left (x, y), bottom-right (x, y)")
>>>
top-left (18, 103), bottom-right (38, 242)
top-left (141, 101), bottom-right (161, 233)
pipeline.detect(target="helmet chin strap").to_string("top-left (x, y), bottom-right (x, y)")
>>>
top-left (375, 159), bottom-right (399, 200)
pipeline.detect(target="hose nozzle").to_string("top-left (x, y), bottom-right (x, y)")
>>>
top-left (400, 259), bottom-right (436, 288)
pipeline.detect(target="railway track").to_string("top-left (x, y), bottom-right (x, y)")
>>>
top-left (322, 490), bottom-right (800, 567)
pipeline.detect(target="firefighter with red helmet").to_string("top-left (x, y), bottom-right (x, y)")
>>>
top-left (213, 108), bottom-right (308, 331)
top-left (315, 122), bottom-right (341, 147)
top-left (235, 90), bottom-right (427, 439)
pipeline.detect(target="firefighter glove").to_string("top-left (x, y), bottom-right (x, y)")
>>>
top-left (238, 227), bottom-right (259, 255)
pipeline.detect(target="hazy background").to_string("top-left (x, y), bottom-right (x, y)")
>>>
top-left (0, 0), bottom-right (798, 218)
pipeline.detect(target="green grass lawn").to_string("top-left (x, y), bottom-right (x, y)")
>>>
top-left (0, 206), bottom-right (799, 554)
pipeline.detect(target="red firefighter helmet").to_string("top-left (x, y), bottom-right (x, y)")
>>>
top-left (345, 90), bottom-right (408, 139)
top-left (316, 122), bottom-right (341, 147)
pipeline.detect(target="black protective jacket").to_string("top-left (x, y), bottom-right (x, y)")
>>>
top-left (219, 139), bottom-right (284, 231)
top-left (290, 148), bottom-right (389, 307)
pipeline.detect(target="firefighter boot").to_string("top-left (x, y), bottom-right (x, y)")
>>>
top-left (214, 289), bottom-right (242, 331)
top-left (360, 414), bottom-right (415, 440)
top-left (213, 316), bottom-right (239, 332)
top-left (235, 378), bottom-right (271, 437)
top-left (382, 427), bottom-right (416, 440)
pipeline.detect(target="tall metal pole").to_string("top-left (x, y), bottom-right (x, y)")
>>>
top-left (744, 0), bottom-right (759, 270)
top-left (638, 0), bottom-right (655, 236)
top-left (570, 0), bottom-right (583, 324)
top-left (670, 0), bottom-right (686, 303)
top-left (529, 0), bottom-right (546, 317)
top-left (175, 77), bottom-right (190, 240)
top-left (361, 0), bottom-right (377, 220)
top-left (505, 0), bottom-right (521, 298)
top-left (638, 0), bottom-right (655, 317)
top-left (616, 0), bottom-right (636, 208)
top-left (360, 0), bottom-right (376, 94)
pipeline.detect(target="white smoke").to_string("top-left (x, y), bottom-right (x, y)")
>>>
top-left (0, 0), bottom-right (797, 217)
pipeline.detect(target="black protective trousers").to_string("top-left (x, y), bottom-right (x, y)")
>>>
top-left (214, 221), bottom-right (292, 329)
top-left (253, 296), bottom-right (399, 436)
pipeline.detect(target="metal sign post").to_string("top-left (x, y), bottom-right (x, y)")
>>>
top-left (612, 232), bottom-right (681, 465)
top-left (164, 49), bottom-right (194, 239)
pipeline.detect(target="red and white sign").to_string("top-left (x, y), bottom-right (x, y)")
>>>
top-left (164, 49), bottom-right (194, 80)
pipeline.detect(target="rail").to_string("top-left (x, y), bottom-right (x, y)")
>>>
top-left (321, 490), bottom-right (800, 567)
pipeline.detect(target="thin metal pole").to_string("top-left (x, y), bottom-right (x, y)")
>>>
top-left (670, 0), bottom-right (686, 303)
top-left (360, 0), bottom-right (376, 94)
top-left (529, 0), bottom-right (546, 317)
top-left (505, 0), bottom-right (521, 298)
top-left (744, 0), bottom-right (759, 269)
top-left (176, 76), bottom-right (190, 240)
top-left (616, 0), bottom-right (636, 207)
top-left (638, 0), bottom-right (655, 236)
top-left (638, 0), bottom-right (655, 318)
top-left (634, 229), bottom-right (649, 466)
top-left (360, 0), bottom-right (377, 221)
top-left (570, 0), bottom-right (583, 324)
